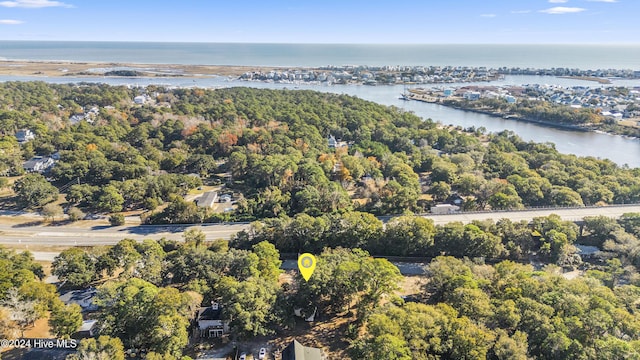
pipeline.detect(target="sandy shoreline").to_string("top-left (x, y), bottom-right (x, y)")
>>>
top-left (0, 60), bottom-right (293, 78)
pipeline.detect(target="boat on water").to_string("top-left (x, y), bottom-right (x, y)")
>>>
top-left (399, 93), bottom-right (412, 100)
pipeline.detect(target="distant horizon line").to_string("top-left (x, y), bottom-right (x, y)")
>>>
top-left (1, 40), bottom-right (639, 46)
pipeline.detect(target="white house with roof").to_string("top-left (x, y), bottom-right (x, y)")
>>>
top-left (196, 302), bottom-right (229, 338)
top-left (23, 156), bottom-right (55, 173)
top-left (431, 204), bottom-right (460, 215)
top-left (327, 134), bottom-right (348, 149)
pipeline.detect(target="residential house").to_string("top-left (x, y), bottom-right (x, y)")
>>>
top-left (327, 134), bottom-right (348, 149)
top-left (23, 156), bottom-right (55, 173)
top-left (196, 191), bottom-right (218, 208)
top-left (281, 340), bottom-right (324, 360)
top-left (59, 288), bottom-right (98, 312)
top-left (69, 114), bottom-right (86, 124)
top-left (430, 204), bottom-right (460, 215)
top-left (446, 193), bottom-right (464, 207)
top-left (327, 135), bottom-right (338, 149)
top-left (196, 302), bottom-right (229, 338)
top-left (463, 91), bottom-right (481, 101)
top-left (134, 95), bottom-right (146, 104)
top-left (15, 129), bottom-right (35, 143)
top-left (74, 320), bottom-right (98, 338)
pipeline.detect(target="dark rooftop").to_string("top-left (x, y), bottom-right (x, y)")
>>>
top-left (282, 340), bottom-right (323, 360)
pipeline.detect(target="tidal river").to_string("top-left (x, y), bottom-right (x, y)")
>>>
top-left (1, 74), bottom-right (639, 167)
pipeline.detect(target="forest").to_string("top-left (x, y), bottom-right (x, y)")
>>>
top-left (1, 82), bottom-right (639, 225)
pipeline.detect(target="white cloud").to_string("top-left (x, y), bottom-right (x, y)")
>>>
top-left (0, 19), bottom-right (23, 24)
top-left (540, 6), bottom-right (586, 14)
top-left (549, 0), bottom-right (568, 3)
top-left (0, 0), bottom-right (73, 8)
top-left (480, 14), bottom-right (497, 18)
top-left (511, 10), bottom-right (531, 14)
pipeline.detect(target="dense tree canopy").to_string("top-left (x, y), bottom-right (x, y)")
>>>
top-left (353, 256), bottom-right (640, 359)
top-left (1, 83), bottom-right (637, 221)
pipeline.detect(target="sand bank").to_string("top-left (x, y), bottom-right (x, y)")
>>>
top-left (0, 60), bottom-right (286, 78)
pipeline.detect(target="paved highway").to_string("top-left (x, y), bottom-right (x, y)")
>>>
top-left (0, 222), bottom-right (250, 246)
top-left (420, 204), bottom-right (640, 225)
top-left (2, 204), bottom-right (640, 249)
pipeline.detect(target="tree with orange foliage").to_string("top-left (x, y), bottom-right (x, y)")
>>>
top-left (217, 131), bottom-right (239, 156)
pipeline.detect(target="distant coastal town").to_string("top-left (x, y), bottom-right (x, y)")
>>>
top-left (403, 84), bottom-right (640, 136)
top-left (238, 65), bottom-right (640, 86)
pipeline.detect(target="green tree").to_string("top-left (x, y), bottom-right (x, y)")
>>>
top-left (13, 173), bottom-right (59, 208)
top-left (326, 211), bottom-right (383, 249)
top-left (363, 334), bottom-right (412, 360)
top-left (0, 248), bottom-right (44, 300)
top-left (49, 303), bottom-right (82, 338)
top-left (429, 181), bottom-right (451, 202)
top-left (41, 203), bottom-right (63, 222)
top-left (491, 330), bottom-right (529, 360)
top-left (94, 278), bottom-right (195, 357)
top-left (108, 213), bottom-right (125, 226)
top-left (133, 239), bottom-right (166, 285)
top-left (252, 241), bottom-right (282, 282)
top-left (183, 228), bottom-right (206, 248)
top-left (218, 276), bottom-right (279, 338)
top-left (52, 248), bottom-right (97, 287)
top-left (378, 216), bottom-right (435, 256)
top-left (96, 185), bottom-right (124, 213)
top-left (296, 248), bottom-right (400, 319)
top-left (67, 336), bottom-right (125, 360)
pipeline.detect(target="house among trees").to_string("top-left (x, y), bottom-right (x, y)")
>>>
top-left (327, 134), bottom-right (348, 149)
top-left (22, 156), bottom-right (56, 173)
top-left (446, 193), bottom-right (464, 206)
top-left (196, 191), bottom-right (218, 208)
top-left (281, 340), bottom-right (324, 360)
top-left (59, 288), bottom-right (99, 312)
top-left (74, 319), bottom-right (98, 338)
top-left (196, 302), bottom-right (229, 338)
top-left (15, 129), bottom-right (35, 143)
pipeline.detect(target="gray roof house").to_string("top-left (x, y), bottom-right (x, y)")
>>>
top-left (196, 191), bottom-right (218, 208)
top-left (59, 288), bottom-right (98, 312)
top-left (23, 156), bottom-right (55, 173)
top-left (74, 319), bottom-right (98, 338)
top-left (282, 340), bottom-right (324, 360)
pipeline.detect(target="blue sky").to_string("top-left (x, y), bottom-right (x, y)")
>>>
top-left (0, 0), bottom-right (637, 43)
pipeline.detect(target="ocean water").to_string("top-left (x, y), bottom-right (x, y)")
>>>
top-left (1, 41), bottom-right (639, 69)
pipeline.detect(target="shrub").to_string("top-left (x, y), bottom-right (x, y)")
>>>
top-left (67, 207), bottom-right (86, 222)
top-left (109, 213), bottom-right (125, 226)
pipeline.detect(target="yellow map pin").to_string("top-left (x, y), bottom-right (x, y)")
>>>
top-left (298, 253), bottom-right (316, 281)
